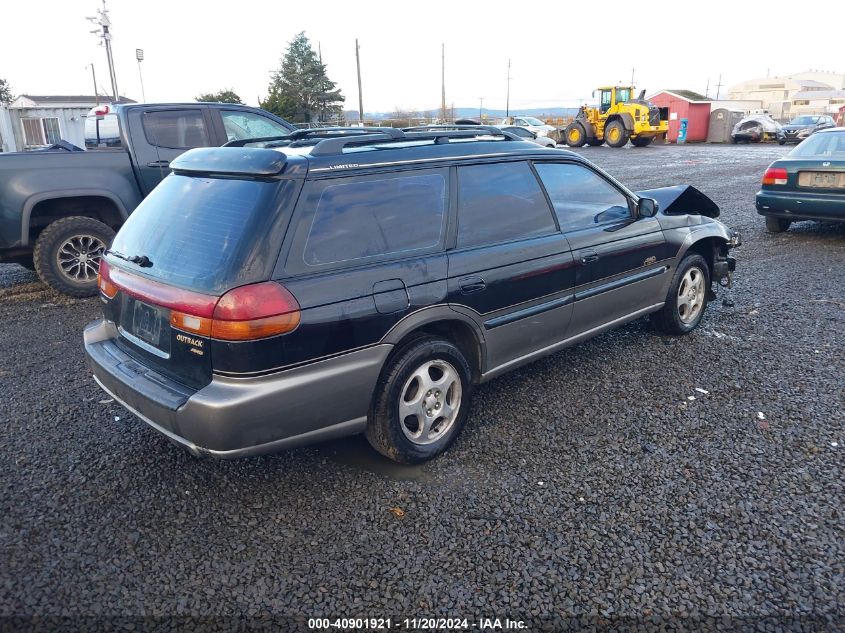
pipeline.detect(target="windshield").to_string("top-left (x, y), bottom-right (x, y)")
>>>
top-left (522, 117), bottom-right (545, 126)
top-left (789, 116), bottom-right (820, 126)
top-left (109, 175), bottom-right (296, 293)
top-left (616, 88), bottom-right (632, 102)
top-left (788, 131), bottom-right (845, 158)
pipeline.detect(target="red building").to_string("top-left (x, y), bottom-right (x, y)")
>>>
top-left (648, 90), bottom-right (712, 142)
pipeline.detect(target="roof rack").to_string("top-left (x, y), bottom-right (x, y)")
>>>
top-left (309, 126), bottom-right (519, 157)
top-left (223, 126), bottom-right (405, 148)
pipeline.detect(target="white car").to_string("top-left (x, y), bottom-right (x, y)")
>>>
top-left (501, 125), bottom-right (556, 148)
top-left (499, 115), bottom-right (556, 137)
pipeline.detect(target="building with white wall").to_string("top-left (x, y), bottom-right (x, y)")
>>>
top-left (2, 95), bottom-right (134, 152)
top-left (728, 70), bottom-right (845, 120)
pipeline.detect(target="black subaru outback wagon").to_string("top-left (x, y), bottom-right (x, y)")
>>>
top-left (85, 126), bottom-right (739, 463)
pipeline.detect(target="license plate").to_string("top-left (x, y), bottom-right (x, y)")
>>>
top-left (121, 297), bottom-right (170, 354)
top-left (798, 171), bottom-right (845, 189)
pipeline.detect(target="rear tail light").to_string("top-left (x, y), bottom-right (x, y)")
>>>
top-left (762, 167), bottom-right (788, 185)
top-left (97, 259), bottom-right (118, 299)
top-left (209, 282), bottom-right (300, 340)
top-left (103, 263), bottom-right (301, 342)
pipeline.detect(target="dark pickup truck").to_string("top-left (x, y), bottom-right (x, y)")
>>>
top-left (0, 102), bottom-right (294, 296)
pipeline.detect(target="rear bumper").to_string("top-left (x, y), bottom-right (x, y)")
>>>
top-left (756, 190), bottom-right (845, 222)
top-left (84, 319), bottom-right (391, 458)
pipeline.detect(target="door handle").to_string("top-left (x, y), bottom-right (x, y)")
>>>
top-left (146, 160), bottom-right (170, 168)
top-left (581, 252), bottom-right (600, 264)
top-left (459, 277), bottom-right (486, 294)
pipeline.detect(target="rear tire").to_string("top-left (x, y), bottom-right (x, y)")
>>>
top-left (605, 120), bottom-right (629, 147)
top-left (631, 135), bottom-right (654, 147)
top-left (33, 216), bottom-right (115, 298)
top-left (366, 337), bottom-right (472, 464)
top-left (765, 216), bottom-right (790, 233)
top-left (564, 123), bottom-right (587, 148)
top-left (651, 254), bottom-right (710, 335)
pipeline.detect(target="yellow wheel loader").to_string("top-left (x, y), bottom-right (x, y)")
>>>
top-left (565, 86), bottom-right (668, 148)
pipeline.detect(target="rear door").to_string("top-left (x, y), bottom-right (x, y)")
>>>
top-left (210, 108), bottom-right (294, 145)
top-left (277, 168), bottom-right (450, 369)
top-left (533, 161), bottom-right (669, 335)
top-left (447, 161), bottom-right (575, 371)
top-left (126, 105), bottom-right (216, 193)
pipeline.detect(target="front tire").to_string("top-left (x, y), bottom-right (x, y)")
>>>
top-left (33, 216), bottom-right (115, 298)
top-left (651, 254), bottom-right (710, 335)
top-left (605, 120), bottom-right (629, 147)
top-left (366, 337), bottom-right (472, 464)
top-left (765, 216), bottom-right (790, 233)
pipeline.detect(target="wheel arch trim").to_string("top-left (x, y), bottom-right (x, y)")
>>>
top-left (21, 189), bottom-right (130, 246)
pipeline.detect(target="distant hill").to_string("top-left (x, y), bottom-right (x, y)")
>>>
top-left (344, 106), bottom-right (579, 121)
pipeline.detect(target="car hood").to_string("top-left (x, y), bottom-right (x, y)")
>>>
top-left (636, 185), bottom-right (720, 218)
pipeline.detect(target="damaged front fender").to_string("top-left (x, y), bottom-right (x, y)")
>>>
top-left (636, 185), bottom-right (721, 218)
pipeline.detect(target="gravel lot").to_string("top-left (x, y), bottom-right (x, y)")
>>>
top-left (1, 144), bottom-right (843, 631)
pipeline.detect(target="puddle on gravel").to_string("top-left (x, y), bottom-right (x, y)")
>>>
top-left (315, 435), bottom-right (433, 482)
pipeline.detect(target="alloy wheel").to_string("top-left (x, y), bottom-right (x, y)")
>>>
top-left (398, 360), bottom-right (463, 445)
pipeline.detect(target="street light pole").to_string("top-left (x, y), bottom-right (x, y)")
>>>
top-left (87, 63), bottom-right (99, 105)
top-left (136, 49), bottom-right (146, 102)
top-left (355, 39), bottom-right (364, 124)
top-left (506, 58), bottom-right (511, 118)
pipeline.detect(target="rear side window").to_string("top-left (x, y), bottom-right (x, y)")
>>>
top-left (142, 110), bottom-right (210, 149)
top-left (84, 113), bottom-right (122, 148)
top-left (294, 171), bottom-right (447, 268)
top-left (456, 162), bottom-right (555, 248)
top-left (109, 176), bottom-right (296, 294)
top-left (534, 162), bottom-right (631, 231)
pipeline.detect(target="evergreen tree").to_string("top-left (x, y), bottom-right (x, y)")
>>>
top-left (195, 89), bottom-right (242, 104)
top-left (261, 32), bottom-right (344, 124)
top-left (0, 78), bottom-right (13, 105)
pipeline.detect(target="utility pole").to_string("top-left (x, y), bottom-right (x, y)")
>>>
top-left (506, 58), bottom-right (511, 118)
top-left (355, 39), bottom-right (364, 124)
top-left (87, 63), bottom-right (99, 105)
top-left (715, 74), bottom-right (723, 100)
top-left (705, 77), bottom-right (710, 98)
top-left (135, 49), bottom-right (146, 102)
top-left (87, 0), bottom-right (119, 102)
top-left (441, 43), bottom-right (446, 122)
top-left (479, 97), bottom-right (483, 121)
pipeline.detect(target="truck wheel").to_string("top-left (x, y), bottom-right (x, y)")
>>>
top-left (366, 336), bottom-right (472, 464)
top-left (605, 121), bottom-right (629, 147)
top-left (650, 254), bottom-right (711, 335)
top-left (33, 216), bottom-right (115, 298)
top-left (631, 136), bottom-right (654, 147)
top-left (765, 216), bottom-right (790, 233)
top-left (565, 123), bottom-right (587, 147)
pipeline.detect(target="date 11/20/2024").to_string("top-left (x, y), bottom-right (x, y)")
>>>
top-left (307, 617), bottom-right (527, 630)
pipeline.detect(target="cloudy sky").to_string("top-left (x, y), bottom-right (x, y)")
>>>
top-left (1, 0), bottom-right (841, 113)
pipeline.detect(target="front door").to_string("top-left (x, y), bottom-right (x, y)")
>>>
top-left (447, 161), bottom-right (575, 371)
top-left (533, 161), bottom-right (669, 337)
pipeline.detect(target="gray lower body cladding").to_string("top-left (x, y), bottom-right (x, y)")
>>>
top-left (84, 319), bottom-right (391, 457)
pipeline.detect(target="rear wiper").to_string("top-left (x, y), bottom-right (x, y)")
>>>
top-left (106, 250), bottom-right (153, 268)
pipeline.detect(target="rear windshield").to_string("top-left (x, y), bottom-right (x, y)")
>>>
top-left (109, 175), bottom-right (295, 294)
top-left (788, 132), bottom-right (845, 158)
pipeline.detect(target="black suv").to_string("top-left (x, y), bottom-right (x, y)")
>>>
top-left (84, 126), bottom-right (739, 463)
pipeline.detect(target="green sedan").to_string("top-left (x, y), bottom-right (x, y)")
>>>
top-left (756, 127), bottom-right (845, 232)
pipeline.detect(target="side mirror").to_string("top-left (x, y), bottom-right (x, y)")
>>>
top-left (638, 197), bottom-right (659, 217)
